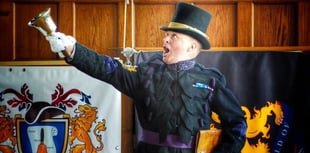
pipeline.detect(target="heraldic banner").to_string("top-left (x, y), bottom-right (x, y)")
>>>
top-left (0, 66), bottom-right (121, 153)
top-left (134, 51), bottom-right (309, 153)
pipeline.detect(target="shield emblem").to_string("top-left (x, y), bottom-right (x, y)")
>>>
top-left (16, 117), bottom-right (69, 153)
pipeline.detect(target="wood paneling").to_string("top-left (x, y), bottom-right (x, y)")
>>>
top-left (1, 0), bottom-right (309, 61)
top-left (237, 2), bottom-right (252, 47)
top-left (75, 3), bottom-right (118, 57)
top-left (254, 3), bottom-right (298, 46)
top-left (200, 3), bottom-right (237, 47)
top-left (298, 1), bottom-right (310, 46)
top-left (0, 1), bottom-right (13, 60)
top-left (121, 94), bottom-right (134, 153)
top-left (15, 4), bottom-right (59, 60)
top-left (135, 4), bottom-right (175, 47)
top-left (58, 2), bottom-right (74, 35)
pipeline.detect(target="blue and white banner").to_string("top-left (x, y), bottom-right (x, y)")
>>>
top-left (0, 66), bottom-right (121, 153)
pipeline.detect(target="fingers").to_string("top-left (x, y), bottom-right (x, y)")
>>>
top-left (64, 35), bottom-right (76, 46)
top-left (45, 32), bottom-right (76, 54)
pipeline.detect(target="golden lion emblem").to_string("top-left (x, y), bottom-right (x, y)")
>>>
top-left (211, 100), bottom-right (284, 153)
top-left (68, 104), bottom-right (107, 153)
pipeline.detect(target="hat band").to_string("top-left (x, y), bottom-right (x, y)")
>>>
top-left (168, 22), bottom-right (209, 39)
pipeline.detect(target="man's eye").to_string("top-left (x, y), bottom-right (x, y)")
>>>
top-left (172, 34), bottom-right (177, 39)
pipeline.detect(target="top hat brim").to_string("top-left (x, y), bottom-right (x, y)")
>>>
top-left (160, 26), bottom-right (210, 50)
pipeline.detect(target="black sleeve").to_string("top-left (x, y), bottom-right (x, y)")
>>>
top-left (211, 74), bottom-right (247, 153)
top-left (65, 43), bottom-right (140, 97)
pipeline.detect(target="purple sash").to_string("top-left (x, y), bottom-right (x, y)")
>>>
top-left (138, 128), bottom-right (194, 148)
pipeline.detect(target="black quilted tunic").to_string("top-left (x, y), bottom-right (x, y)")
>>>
top-left (66, 43), bottom-right (247, 153)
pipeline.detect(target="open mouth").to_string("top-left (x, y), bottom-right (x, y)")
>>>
top-left (163, 46), bottom-right (170, 56)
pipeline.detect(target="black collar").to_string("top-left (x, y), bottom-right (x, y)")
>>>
top-left (167, 59), bottom-right (196, 71)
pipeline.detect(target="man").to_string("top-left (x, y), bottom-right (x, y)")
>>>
top-left (46, 2), bottom-right (247, 153)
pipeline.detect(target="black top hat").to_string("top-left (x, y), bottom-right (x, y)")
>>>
top-left (160, 2), bottom-right (212, 49)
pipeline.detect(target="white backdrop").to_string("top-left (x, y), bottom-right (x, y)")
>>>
top-left (0, 66), bottom-right (121, 153)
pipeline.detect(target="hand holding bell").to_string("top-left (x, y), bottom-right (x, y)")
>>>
top-left (28, 8), bottom-right (76, 57)
top-left (45, 32), bottom-right (76, 54)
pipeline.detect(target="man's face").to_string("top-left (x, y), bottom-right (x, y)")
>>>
top-left (162, 31), bottom-right (194, 64)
